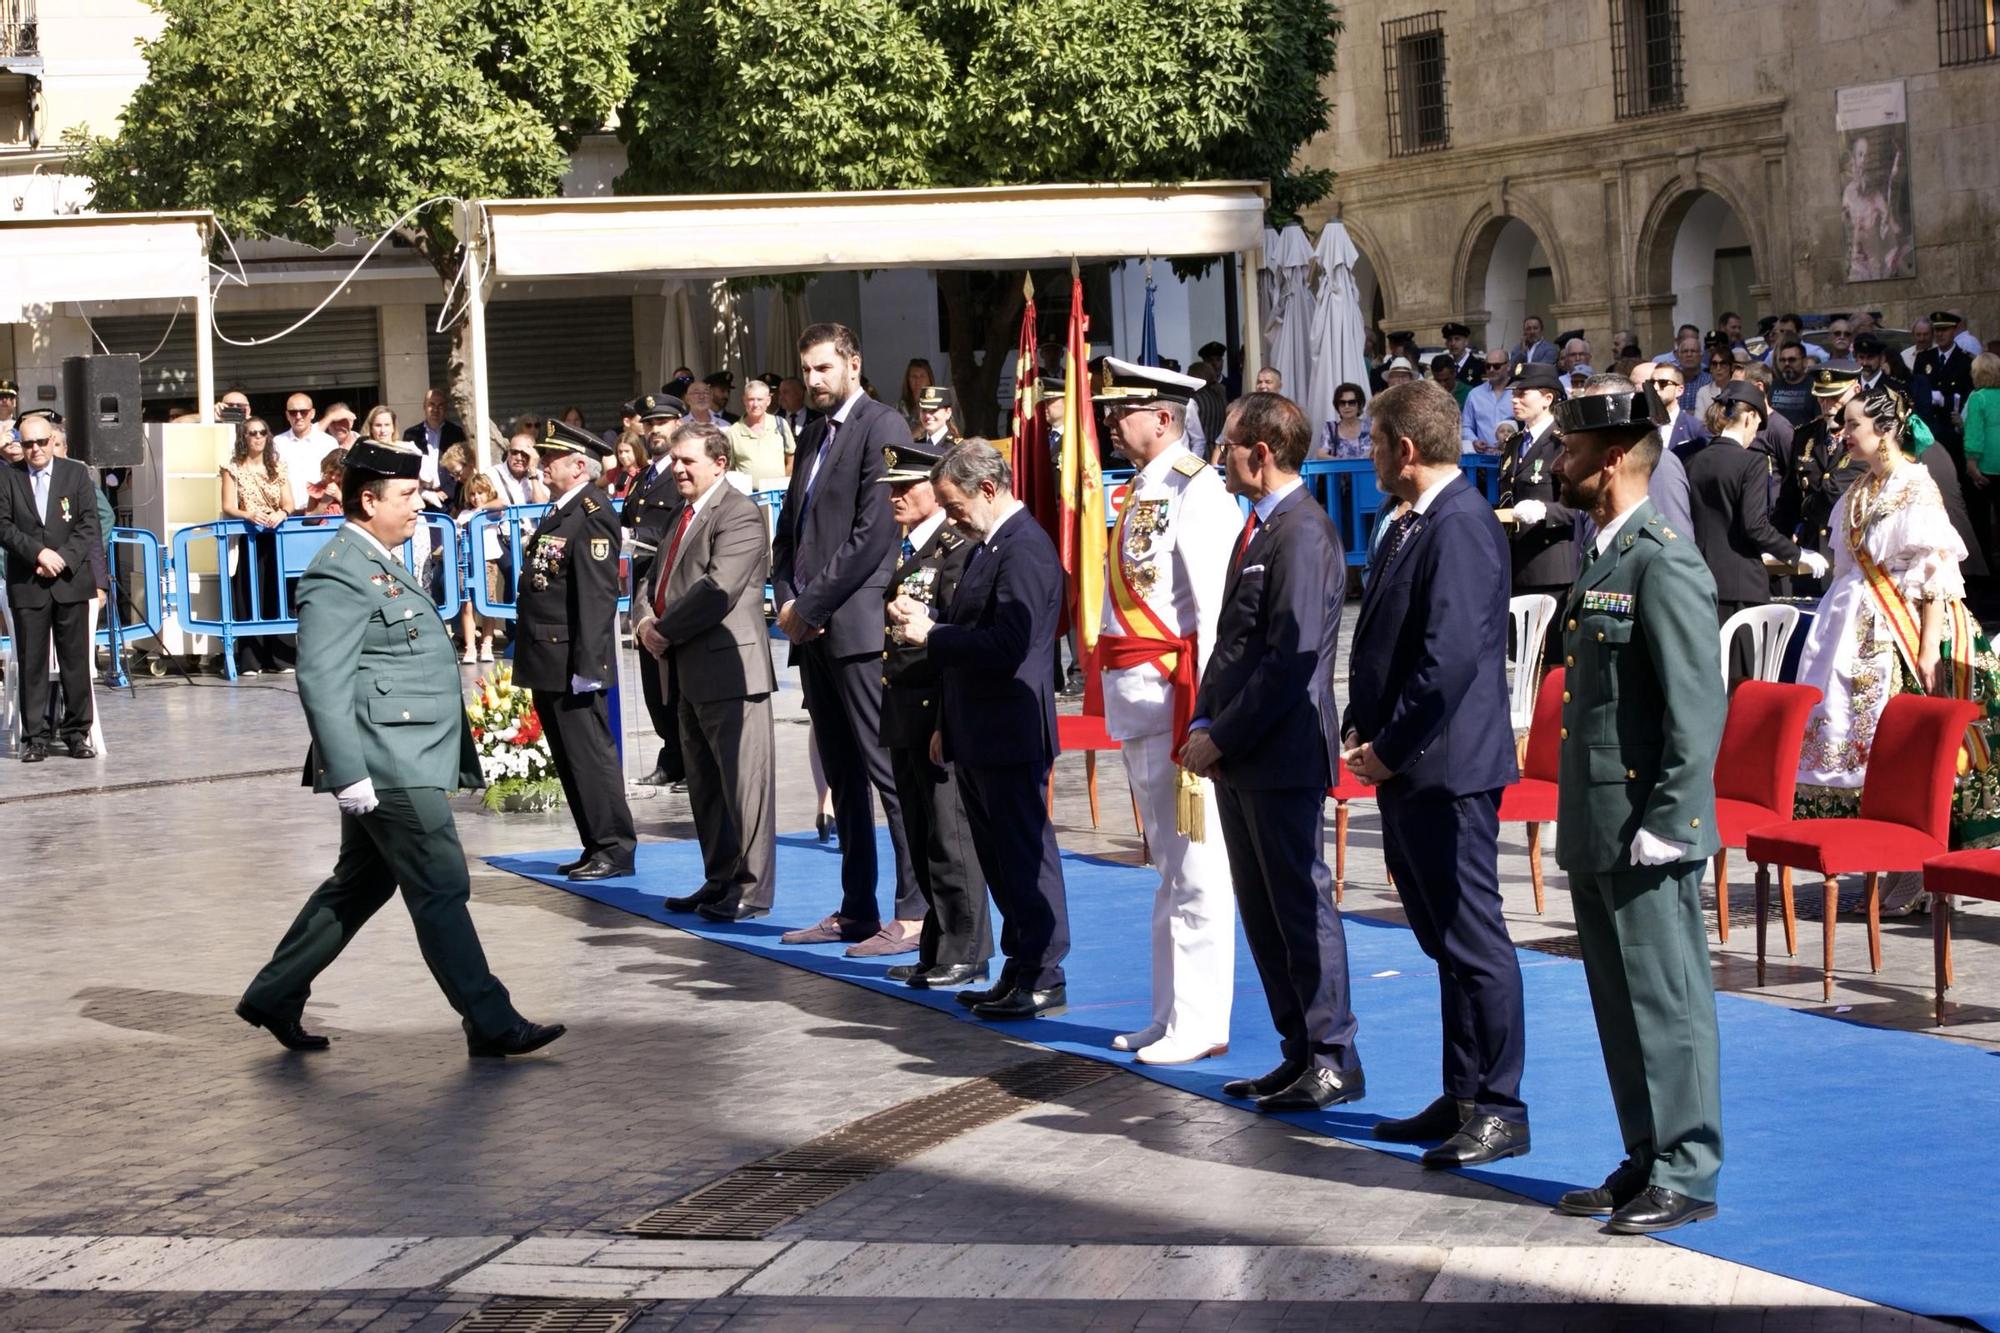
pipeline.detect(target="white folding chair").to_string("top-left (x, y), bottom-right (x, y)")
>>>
top-left (1507, 593), bottom-right (1557, 732)
top-left (1719, 603), bottom-right (1801, 688)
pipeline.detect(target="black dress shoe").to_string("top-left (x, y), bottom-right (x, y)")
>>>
top-left (885, 962), bottom-right (926, 983)
top-left (236, 1000), bottom-right (329, 1052)
top-left (465, 1018), bottom-right (567, 1058)
top-left (664, 887), bottom-right (725, 913)
top-left (955, 980), bottom-right (1015, 1009)
top-left (634, 764), bottom-right (675, 787)
top-left (1556, 1161), bottom-right (1649, 1217)
top-left (556, 855), bottom-right (590, 875)
top-left (1373, 1095), bottom-right (1476, 1143)
top-left (972, 984), bottom-right (1066, 1020)
top-left (668, 779), bottom-right (688, 793)
top-left (1222, 1061), bottom-right (1306, 1100)
top-left (695, 902), bottom-right (769, 923)
top-left (1256, 1065), bottom-right (1366, 1113)
top-left (65, 738), bottom-right (96, 760)
top-left (567, 855), bottom-right (634, 882)
top-left (20, 741), bottom-right (47, 763)
top-left (913, 962), bottom-right (988, 989)
top-left (1421, 1114), bottom-right (1530, 1168)
top-left (816, 813), bottom-right (836, 843)
top-left (1605, 1185), bottom-right (1716, 1234)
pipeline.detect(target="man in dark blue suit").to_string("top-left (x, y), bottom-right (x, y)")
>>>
top-left (889, 440), bottom-right (1070, 1021)
top-left (1342, 380), bottom-right (1531, 1167)
top-left (772, 323), bottom-right (924, 954)
top-left (1181, 393), bottom-right (1362, 1113)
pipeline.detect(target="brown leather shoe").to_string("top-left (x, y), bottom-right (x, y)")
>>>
top-left (780, 913), bottom-right (878, 945)
top-left (844, 919), bottom-right (924, 957)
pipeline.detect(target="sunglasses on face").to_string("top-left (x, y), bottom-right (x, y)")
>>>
top-left (1651, 378), bottom-right (1682, 389)
top-left (287, 408), bottom-right (313, 416)
top-left (246, 429), bottom-right (269, 438)
top-left (1336, 397), bottom-right (1361, 407)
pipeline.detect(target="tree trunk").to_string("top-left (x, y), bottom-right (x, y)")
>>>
top-left (936, 268), bottom-right (1028, 438)
top-left (405, 228), bottom-right (491, 461)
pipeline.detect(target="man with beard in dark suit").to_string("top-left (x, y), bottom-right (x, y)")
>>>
top-left (1181, 392), bottom-right (1363, 1115)
top-left (773, 323), bottom-right (924, 956)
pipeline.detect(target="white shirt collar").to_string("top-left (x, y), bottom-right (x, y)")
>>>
top-left (983, 501), bottom-right (1023, 542)
top-left (1252, 476), bottom-right (1303, 523)
top-left (346, 522), bottom-right (399, 563)
top-left (832, 388), bottom-right (867, 424)
top-left (552, 480), bottom-right (588, 510)
top-left (686, 474), bottom-right (725, 517)
top-left (1410, 471), bottom-right (1457, 516)
top-left (907, 510), bottom-right (947, 551)
top-left (1594, 501), bottom-right (1648, 555)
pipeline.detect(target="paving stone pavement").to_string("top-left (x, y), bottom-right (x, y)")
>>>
top-left (0, 629), bottom-right (1983, 1329)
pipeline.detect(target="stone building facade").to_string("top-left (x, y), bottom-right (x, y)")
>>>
top-left (1302, 0), bottom-right (2000, 358)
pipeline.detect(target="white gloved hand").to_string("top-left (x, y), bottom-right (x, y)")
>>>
top-left (570, 674), bottom-right (604, 693)
top-left (1629, 826), bottom-right (1686, 867)
top-left (1512, 499), bottom-right (1547, 526)
top-left (335, 777), bottom-right (379, 816)
top-left (1798, 550), bottom-right (1830, 579)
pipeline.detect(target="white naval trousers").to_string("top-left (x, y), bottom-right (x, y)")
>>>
top-left (1123, 729), bottom-right (1235, 1044)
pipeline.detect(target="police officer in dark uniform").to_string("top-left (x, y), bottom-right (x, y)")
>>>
top-left (915, 385), bottom-right (961, 450)
top-left (878, 438), bottom-right (993, 988)
top-left (1791, 369), bottom-right (1867, 593)
top-left (620, 394), bottom-right (688, 787)
top-left (1498, 361), bottom-right (1577, 663)
top-left (515, 419), bottom-right (636, 881)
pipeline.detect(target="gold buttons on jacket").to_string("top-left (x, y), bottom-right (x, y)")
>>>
top-left (1691, 817), bottom-right (1702, 828)
top-left (1560, 727), bottom-right (1569, 740)
top-left (1565, 655), bottom-right (1575, 667)
top-left (1626, 768), bottom-right (1638, 779)
top-left (1596, 631), bottom-right (1606, 641)
top-left (401, 710), bottom-right (411, 720)
top-left (1562, 691), bottom-right (1571, 703)
top-left (1567, 618), bottom-right (1578, 631)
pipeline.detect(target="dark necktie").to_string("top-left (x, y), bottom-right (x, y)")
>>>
top-left (900, 536), bottom-right (917, 566)
top-left (1374, 511), bottom-right (1419, 570)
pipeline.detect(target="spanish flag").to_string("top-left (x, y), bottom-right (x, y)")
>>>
top-left (1059, 260), bottom-right (1104, 652)
top-left (1010, 273), bottom-right (1059, 553)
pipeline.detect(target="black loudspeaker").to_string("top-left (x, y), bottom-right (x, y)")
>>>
top-left (62, 354), bottom-right (144, 467)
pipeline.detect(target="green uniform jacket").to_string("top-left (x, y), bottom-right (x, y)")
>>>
top-left (296, 527), bottom-right (481, 794)
top-left (1553, 499), bottom-right (1725, 873)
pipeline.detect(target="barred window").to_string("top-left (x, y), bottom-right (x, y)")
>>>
top-left (1382, 12), bottom-right (1450, 156)
top-left (1939, 0), bottom-right (1999, 66)
top-left (1610, 0), bottom-right (1684, 118)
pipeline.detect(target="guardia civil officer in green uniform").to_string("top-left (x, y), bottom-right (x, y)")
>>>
top-left (1549, 385), bottom-right (1726, 1235)
top-left (237, 440), bottom-right (565, 1059)
top-left (515, 419), bottom-right (635, 881)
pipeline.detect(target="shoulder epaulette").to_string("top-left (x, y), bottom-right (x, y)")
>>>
top-left (1171, 454), bottom-right (1206, 478)
top-left (937, 529), bottom-right (962, 550)
top-left (582, 496), bottom-right (602, 514)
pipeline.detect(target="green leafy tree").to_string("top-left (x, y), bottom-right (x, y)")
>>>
top-left (65, 0), bottom-right (637, 424)
top-left (619, 0), bottom-right (1339, 432)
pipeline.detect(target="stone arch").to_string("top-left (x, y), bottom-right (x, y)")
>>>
top-left (1634, 175), bottom-right (1766, 348)
top-left (1454, 200), bottom-right (1570, 354)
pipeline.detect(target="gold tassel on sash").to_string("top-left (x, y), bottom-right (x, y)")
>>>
top-left (1176, 765), bottom-right (1206, 842)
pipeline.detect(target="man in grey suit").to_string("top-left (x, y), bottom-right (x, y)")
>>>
top-left (634, 421), bottom-right (778, 923)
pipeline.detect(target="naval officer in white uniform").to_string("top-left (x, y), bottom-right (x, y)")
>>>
top-left (1093, 357), bottom-right (1241, 1065)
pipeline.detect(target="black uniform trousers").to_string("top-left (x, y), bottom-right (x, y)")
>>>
top-left (1215, 783), bottom-right (1359, 1075)
top-left (535, 686), bottom-right (637, 867)
top-left (889, 742), bottom-right (993, 969)
top-left (956, 759), bottom-right (1067, 991)
top-left (1379, 787), bottom-right (1526, 1120)
top-left (633, 553), bottom-right (685, 781)
top-left (10, 594), bottom-right (93, 746)
top-left (241, 787), bottom-right (521, 1038)
top-left (797, 640), bottom-right (921, 923)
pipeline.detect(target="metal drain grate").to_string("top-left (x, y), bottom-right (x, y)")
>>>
top-left (627, 1055), bottom-right (1114, 1239)
top-left (449, 1302), bottom-right (637, 1333)
top-left (1520, 932), bottom-right (1587, 959)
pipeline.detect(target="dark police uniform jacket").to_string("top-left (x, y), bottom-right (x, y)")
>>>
top-left (620, 457), bottom-right (683, 565)
top-left (512, 483), bottom-right (621, 692)
top-left (881, 520), bottom-right (973, 750)
top-left (1790, 417), bottom-right (1864, 559)
top-left (1499, 420), bottom-right (1579, 588)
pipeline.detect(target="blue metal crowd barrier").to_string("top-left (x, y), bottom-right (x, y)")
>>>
top-left (172, 515), bottom-right (461, 680)
top-left (463, 503), bottom-right (633, 621)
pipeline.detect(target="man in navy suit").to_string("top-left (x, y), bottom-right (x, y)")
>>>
top-left (1181, 393), bottom-right (1362, 1113)
top-left (889, 440), bottom-right (1070, 1021)
top-left (772, 323), bottom-right (923, 955)
top-left (1342, 380), bottom-right (1530, 1166)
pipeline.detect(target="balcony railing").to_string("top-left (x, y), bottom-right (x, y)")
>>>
top-left (1, 0), bottom-right (35, 59)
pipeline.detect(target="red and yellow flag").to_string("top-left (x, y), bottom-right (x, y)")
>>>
top-left (1010, 272), bottom-right (1059, 552)
top-left (1059, 260), bottom-right (1104, 652)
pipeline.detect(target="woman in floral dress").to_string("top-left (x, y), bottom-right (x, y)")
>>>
top-left (1793, 385), bottom-right (2000, 910)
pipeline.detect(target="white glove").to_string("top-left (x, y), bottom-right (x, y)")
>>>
top-left (1932, 390), bottom-right (1946, 408)
top-left (1798, 550), bottom-right (1830, 579)
top-left (1629, 827), bottom-right (1686, 867)
top-left (335, 777), bottom-right (379, 816)
top-left (570, 674), bottom-right (604, 693)
top-left (1512, 499), bottom-right (1547, 526)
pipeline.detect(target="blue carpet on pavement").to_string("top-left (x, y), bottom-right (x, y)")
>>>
top-left (491, 830), bottom-right (2000, 1328)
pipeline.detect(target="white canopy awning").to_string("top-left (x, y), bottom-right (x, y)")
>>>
top-left (475, 181), bottom-right (1269, 281)
top-left (0, 210), bottom-right (218, 419)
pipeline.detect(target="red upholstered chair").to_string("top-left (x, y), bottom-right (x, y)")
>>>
top-left (1746, 695), bottom-right (1983, 1001)
top-left (1710, 681), bottom-right (1821, 945)
top-left (1496, 667), bottom-right (1565, 915)
top-left (1923, 850), bottom-right (2000, 1026)
top-left (1049, 646), bottom-right (1145, 855)
top-left (1327, 758), bottom-right (1375, 905)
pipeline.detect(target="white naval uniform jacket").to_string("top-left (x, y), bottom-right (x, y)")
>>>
top-left (1099, 441), bottom-right (1242, 743)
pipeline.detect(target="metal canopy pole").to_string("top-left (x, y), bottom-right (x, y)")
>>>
top-left (1239, 246), bottom-right (1263, 381)
top-left (464, 205), bottom-right (495, 472)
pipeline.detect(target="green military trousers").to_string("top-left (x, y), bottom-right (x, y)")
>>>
top-left (1568, 861), bottom-right (1724, 1202)
top-left (242, 787), bottom-right (520, 1039)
